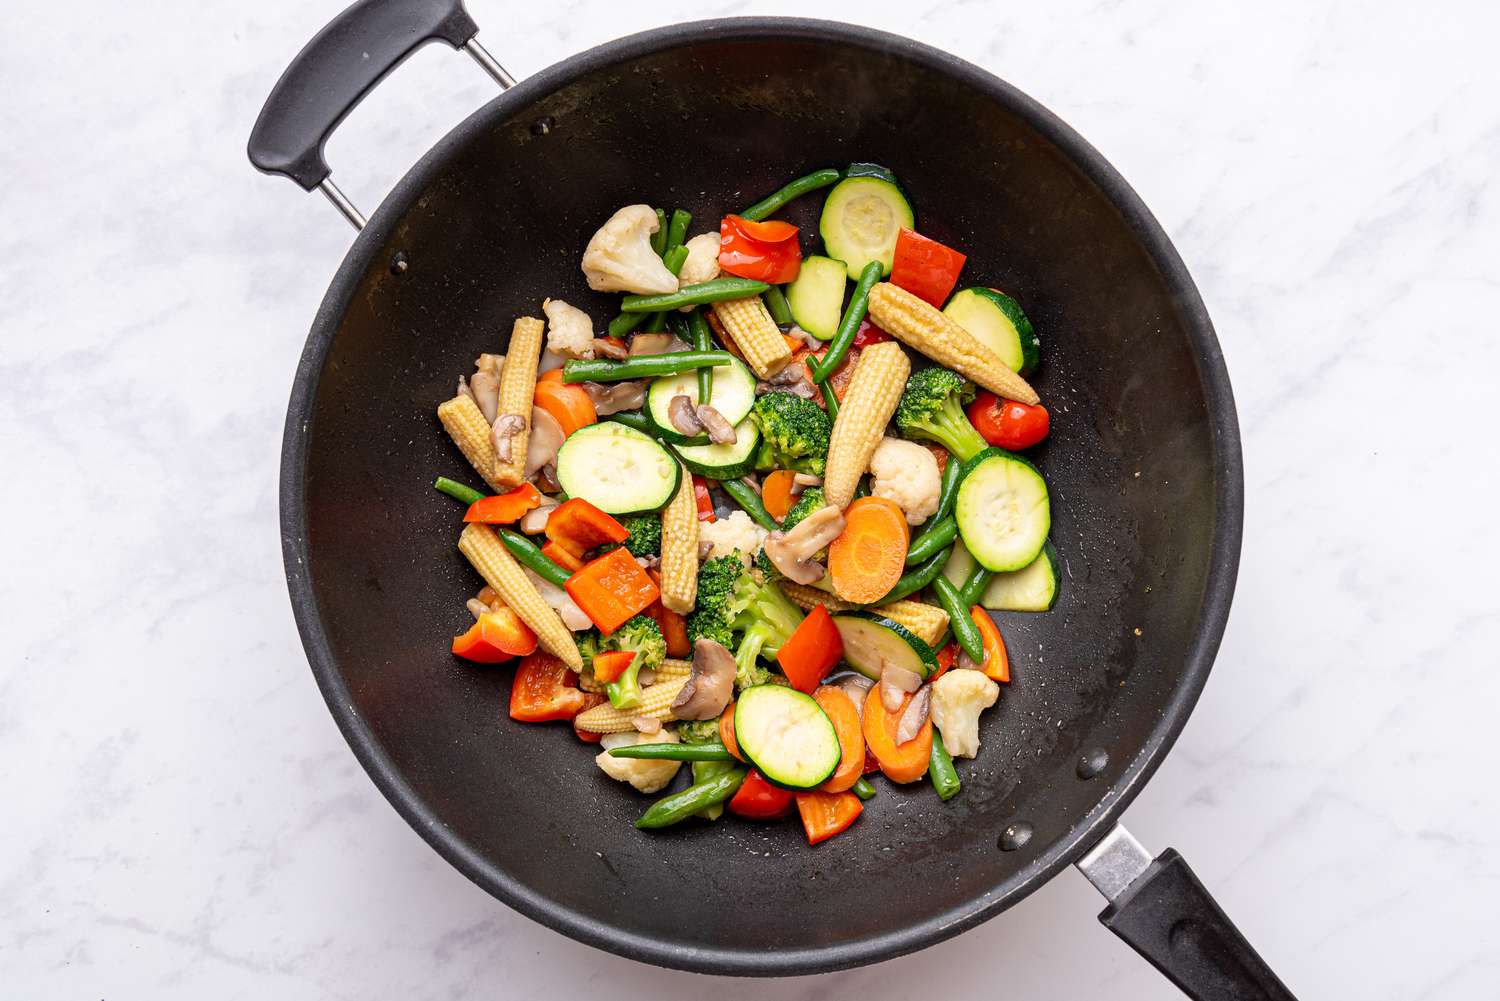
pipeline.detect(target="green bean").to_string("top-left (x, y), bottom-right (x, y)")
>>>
top-left (959, 562), bottom-right (996, 608)
top-left (609, 743), bottom-right (732, 762)
top-left (906, 517), bottom-right (957, 565)
top-left (852, 776), bottom-right (877, 801)
top-left (932, 457), bottom-right (964, 524)
top-left (929, 732), bottom-right (961, 802)
top-left (720, 477), bottom-right (779, 531)
top-left (820, 380), bottom-right (839, 420)
top-left (562, 350), bottom-right (736, 384)
top-left (879, 546), bottom-right (952, 604)
top-left (693, 759), bottom-right (737, 820)
top-left (740, 167), bottom-right (842, 222)
top-left (608, 311), bottom-right (645, 338)
top-left (643, 245), bottom-right (692, 333)
top-left (665, 209), bottom-right (692, 251)
top-left (606, 411), bottom-right (710, 447)
top-left (932, 576), bottom-right (984, 662)
top-left (620, 277), bottom-right (770, 313)
top-left (763, 284), bottom-right (793, 325)
top-left (433, 476), bottom-right (485, 506)
top-left (636, 767), bottom-right (746, 829)
top-left (812, 261), bottom-right (882, 383)
top-left (496, 528), bottom-right (571, 588)
top-left (689, 309), bottom-right (715, 402)
top-left (649, 207), bottom-right (668, 256)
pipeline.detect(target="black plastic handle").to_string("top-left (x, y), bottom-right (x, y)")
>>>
top-left (1100, 849), bottom-right (1297, 1001)
top-left (247, 0), bottom-right (480, 190)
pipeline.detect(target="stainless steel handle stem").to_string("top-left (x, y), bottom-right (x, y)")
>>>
top-left (1076, 823), bottom-right (1152, 901)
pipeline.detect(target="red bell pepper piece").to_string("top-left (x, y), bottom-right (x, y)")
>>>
top-left (728, 769), bottom-right (796, 820)
top-left (730, 216), bottom-right (799, 243)
top-left (851, 318), bottom-right (891, 350)
top-left (967, 391), bottom-right (1050, 450)
top-left (794, 790), bottom-right (863, 845)
top-left (572, 691), bottom-right (608, 742)
top-left (890, 228), bottom-right (967, 307)
top-left (564, 547), bottom-right (660, 634)
top-left (450, 608), bottom-right (538, 663)
top-left (463, 482), bottom-right (542, 524)
top-left (545, 498), bottom-right (628, 558)
top-left (591, 649), bottom-right (635, 684)
top-left (931, 641), bottom-right (957, 682)
top-left (509, 652), bottom-right (588, 721)
top-left (642, 569), bottom-right (692, 658)
top-left (541, 539), bottom-right (587, 573)
top-left (775, 604), bottom-right (843, 693)
top-left (971, 607), bottom-right (1010, 683)
top-left (692, 475), bottom-right (717, 522)
top-left (719, 214), bottom-right (802, 284)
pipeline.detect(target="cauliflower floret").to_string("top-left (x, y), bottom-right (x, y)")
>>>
top-left (596, 729), bottom-right (682, 793)
top-left (581, 205), bottom-right (678, 294)
top-left (697, 510), bottom-right (767, 568)
top-left (542, 297), bottom-right (594, 359)
top-left (930, 670), bottom-right (1000, 759)
top-left (868, 437), bottom-right (942, 525)
top-left (677, 232), bottom-right (722, 287)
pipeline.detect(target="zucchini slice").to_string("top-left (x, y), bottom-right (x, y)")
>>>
top-left (671, 419), bottom-right (760, 479)
top-left (820, 167), bottom-right (914, 280)
top-left (554, 422), bottom-right (681, 515)
top-left (982, 540), bottom-right (1061, 612)
top-left (646, 356), bottom-right (756, 443)
top-left (733, 685), bottom-right (841, 790)
top-left (784, 255), bottom-right (847, 340)
top-left (830, 612), bottom-right (940, 681)
top-left (943, 288), bottom-right (1041, 375)
top-left (942, 537), bottom-right (976, 591)
top-left (954, 448), bottom-right (1050, 572)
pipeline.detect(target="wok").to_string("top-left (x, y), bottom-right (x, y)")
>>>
top-left (248, 3), bottom-right (1293, 996)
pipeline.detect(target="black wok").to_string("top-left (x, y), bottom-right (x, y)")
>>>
top-left (249, 3), bottom-right (1293, 996)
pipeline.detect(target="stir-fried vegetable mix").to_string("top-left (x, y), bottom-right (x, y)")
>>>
top-left (431, 165), bottom-right (1061, 843)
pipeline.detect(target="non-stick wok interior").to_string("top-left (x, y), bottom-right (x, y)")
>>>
top-left (296, 27), bottom-right (1225, 971)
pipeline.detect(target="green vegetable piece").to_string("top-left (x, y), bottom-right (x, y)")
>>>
top-left (932, 576), bottom-right (984, 662)
top-left (636, 767), bottom-right (747, 829)
top-left (880, 546), bottom-right (952, 604)
top-left (605, 410), bottom-right (709, 447)
top-left (665, 209), bottom-right (692, 251)
top-left (495, 528), bottom-right (571, 588)
top-left (650, 207), bottom-right (668, 256)
top-left (608, 743), bottom-right (733, 761)
top-left (852, 776), bottom-right (877, 801)
top-left (688, 309), bottom-right (716, 403)
top-left (602, 614), bottom-right (667, 710)
top-left (620, 277), bottom-right (771, 313)
top-left (762, 284), bottom-right (794, 325)
top-left (433, 476), bottom-right (485, 506)
top-left (895, 367), bottom-right (986, 463)
top-left (750, 392), bottom-right (832, 477)
top-left (740, 167), bottom-right (842, 222)
top-left (929, 732), bottom-right (961, 801)
top-left (812, 260), bottom-right (882, 383)
top-left (719, 477), bottom-right (778, 532)
top-left (905, 516), bottom-right (957, 565)
top-left (675, 718), bottom-right (723, 745)
top-left (686, 555), bottom-right (803, 690)
top-left (562, 350), bottom-right (736, 384)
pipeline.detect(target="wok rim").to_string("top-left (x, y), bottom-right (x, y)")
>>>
top-left (278, 16), bottom-right (1243, 976)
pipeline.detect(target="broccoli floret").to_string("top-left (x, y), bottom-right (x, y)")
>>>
top-left (751, 392), bottom-right (832, 476)
top-left (601, 614), bottom-right (665, 709)
top-left (675, 719), bottom-right (722, 744)
top-left (894, 366), bottom-right (986, 463)
top-left (755, 487), bottom-right (825, 581)
top-left (686, 555), bottom-right (802, 690)
top-left (612, 514), bottom-right (661, 558)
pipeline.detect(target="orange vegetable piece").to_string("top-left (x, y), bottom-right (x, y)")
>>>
top-left (775, 604), bottom-right (843, 693)
top-left (862, 685), bottom-right (932, 783)
top-left (534, 378), bottom-right (597, 437)
top-left (509, 652), bottom-right (588, 722)
top-left (542, 539), bottom-right (586, 573)
top-left (794, 790), bottom-right (863, 845)
top-left (572, 692), bottom-right (607, 742)
top-left (591, 649), bottom-right (635, 684)
top-left (828, 497), bottom-right (910, 603)
top-left (545, 498), bottom-right (628, 557)
top-left (972, 607), bottom-right (1010, 683)
top-left (691, 475), bottom-right (717, 522)
top-left (463, 483), bottom-right (541, 524)
top-left (719, 702), bottom-right (744, 762)
top-left (931, 642), bottom-right (957, 682)
top-left (564, 547), bottom-right (659, 634)
top-left (813, 686), bottom-right (865, 793)
top-left (924, 444), bottom-right (949, 474)
top-left (451, 607), bottom-right (538, 663)
top-left (760, 469), bottom-right (798, 522)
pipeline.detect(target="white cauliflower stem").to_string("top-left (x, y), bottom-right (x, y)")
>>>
top-left (596, 730), bottom-right (682, 793)
top-left (542, 297), bottom-right (595, 359)
top-left (930, 670), bottom-right (1000, 758)
top-left (677, 232), bottom-right (722, 287)
top-left (868, 437), bottom-right (942, 525)
top-left (698, 510), bottom-right (767, 567)
top-left (581, 205), bottom-right (678, 294)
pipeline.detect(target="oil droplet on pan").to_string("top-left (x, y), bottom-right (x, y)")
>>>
top-left (1076, 747), bottom-right (1109, 780)
top-left (998, 822), bottom-right (1033, 852)
top-left (531, 116), bottom-right (556, 136)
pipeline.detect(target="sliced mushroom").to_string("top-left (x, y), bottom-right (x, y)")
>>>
top-left (466, 598), bottom-right (492, 621)
top-left (470, 354), bottom-right (505, 424)
top-left (761, 505), bottom-right (846, 585)
top-left (836, 673), bottom-right (875, 721)
top-left (525, 406), bottom-right (565, 479)
top-left (895, 684), bottom-right (932, 744)
top-left (768, 361), bottom-right (810, 386)
top-left (880, 662), bottom-right (922, 713)
top-left (785, 325), bottom-right (824, 351)
top-left (697, 539), bottom-right (715, 561)
top-left (490, 413), bottom-right (526, 464)
top-left (957, 650), bottom-right (984, 672)
top-left (790, 473), bottom-right (822, 498)
top-left (519, 495), bottom-right (559, 534)
top-left (523, 567), bottom-right (592, 631)
top-left (632, 715), bottom-right (663, 735)
top-left (638, 668), bottom-right (657, 687)
top-left (672, 638), bottom-right (738, 720)
top-left (537, 347), bottom-right (568, 374)
top-left (669, 394), bottom-right (706, 436)
top-left (628, 332), bottom-right (690, 356)
top-left (635, 554), bottom-right (661, 571)
top-left (593, 337), bottom-right (629, 360)
top-left (583, 380), bottom-right (647, 416)
top-left (695, 404), bottom-right (737, 444)
top-left (457, 374), bottom-right (476, 405)
top-left (533, 463), bottom-right (561, 495)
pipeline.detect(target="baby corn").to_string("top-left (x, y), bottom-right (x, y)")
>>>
top-left (780, 582), bottom-right (950, 647)
top-left (823, 341), bottom-right (910, 509)
top-left (654, 658), bottom-right (692, 680)
top-left (657, 466), bottom-right (699, 614)
top-left (711, 295), bottom-right (792, 380)
top-left (867, 282), bottom-right (1040, 405)
top-left (493, 316), bottom-right (545, 488)
top-left (437, 394), bottom-right (504, 490)
top-left (458, 523), bottom-right (581, 668)
top-left (573, 676), bottom-right (690, 733)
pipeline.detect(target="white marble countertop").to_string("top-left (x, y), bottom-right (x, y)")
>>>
top-left (4, 0), bottom-right (1497, 996)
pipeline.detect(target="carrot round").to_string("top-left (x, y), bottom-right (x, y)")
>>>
top-left (719, 702), bottom-right (744, 762)
top-left (862, 684), bottom-right (932, 783)
top-left (534, 378), bottom-right (597, 437)
top-left (829, 497), bottom-right (910, 603)
top-left (761, 469), bottom-right (798, 522)
top-left (814, 685), bottom-right (865, 792)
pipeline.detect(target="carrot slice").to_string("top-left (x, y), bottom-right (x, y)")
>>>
top-left (829, 497), bottom-right (910, 603)
top-left (972, 607), bottom-right (1010, 683)
top-left (862, 684), bottom-right (932, 783)
top-left (719, 702), bottom-right (744, 762)
top-left (761, 469), bottom-right (798, 522)
top-left (534, 379), bottom-right (597, 438)
top-left (813, 686), bottom-right (865, 792)
top-left (794, 790), bottom-right (863, 845)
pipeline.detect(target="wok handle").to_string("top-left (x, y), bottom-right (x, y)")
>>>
top-left (245, 0), bottom-right (514, 229)
top-left (1078, 825), bottom-right (1297, 1001)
